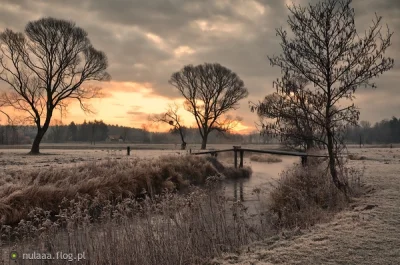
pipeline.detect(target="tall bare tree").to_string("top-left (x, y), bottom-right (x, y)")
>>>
top-left (0, 17), bottom-right (110, 154)
top-left (265, 0), bottom-right (394, 193)
top-left (150, 102), bottom-right (188, 149)
top-left (251, 75), bottom-right (326, 151)
top-left (169, 63), bottom-right (248, 149)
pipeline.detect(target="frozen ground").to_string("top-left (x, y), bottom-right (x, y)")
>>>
top-left (0, 143), bottom-right (280, 171)
top-left (212, 148), bottom-right (400, 264)
top-left (0, 146), bottom-right (299, 203)
top-left (0, 148), bottom-right (188, 172)
top-left (1, 146), bottom-right (399, 264)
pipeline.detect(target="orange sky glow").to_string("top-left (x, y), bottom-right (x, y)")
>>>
top-left (0, 0), bottom-right (398, 135)
top-left (1, 81), bottom-right (253, 134)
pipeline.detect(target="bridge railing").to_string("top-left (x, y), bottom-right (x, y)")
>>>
top-left (190, 146), bottom-right (329, 168)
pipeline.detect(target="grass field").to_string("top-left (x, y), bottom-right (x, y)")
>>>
top-left (0, 143), bottom-right (284, 172)
top-left (212, 147), bottom-right (400, 264)
top-left (0, 142), bottom-right (282, 150)
top-left (0, 145), bottom-right (399, 264)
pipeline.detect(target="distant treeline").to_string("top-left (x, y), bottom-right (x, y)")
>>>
top-left (0, 120), bottom-right (273, 145)
top-left (345, 117), bottom-right (400, 144)
top-left (2, 117), bottom-right (400, 146)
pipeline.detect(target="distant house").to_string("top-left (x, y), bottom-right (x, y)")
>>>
top-left (106, 135), bottom-right (124, 142)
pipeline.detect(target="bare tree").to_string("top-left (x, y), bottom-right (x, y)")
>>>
top-left (251, 75), bottom-right (326, 151)
top-left (359, 120), bottom-right (371, 129)
top-left (122, 127), bottom-right (129, 142)
top-left (265, 0), bottom-right (394, 193)
top-left (169, 63), bottom-right (248, 149)
top-left (150, 102), bottom-right (188, 150)
top-left (0, 97), bottom-right (12, 124)
top-left (0, 17), bottom-right (110, 154)
top-left (141, 123), bottom-right (152, 143)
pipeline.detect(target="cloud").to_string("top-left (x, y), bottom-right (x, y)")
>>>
top-left (0, 0), bottom-right (398, 129)
top-left (126, 111), bottom-right (144, 116)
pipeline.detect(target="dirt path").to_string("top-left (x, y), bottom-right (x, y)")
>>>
top-left (212, 149), bottom-right (400, 265)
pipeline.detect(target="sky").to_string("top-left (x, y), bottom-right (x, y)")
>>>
top-left (0, 0), bottom-right (398, 133)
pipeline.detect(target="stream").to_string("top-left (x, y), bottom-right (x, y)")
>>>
top-left (223, 156), bottom-right (300, 213)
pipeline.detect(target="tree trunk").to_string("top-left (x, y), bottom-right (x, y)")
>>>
top-left (178, 128), bottom-right (186, 150)
top-left (30, 128), bottom-right (47, 154)
top-left (306, 139), bottom-right (314, 151)
top-left (201, 134), bottom-right (208, 150)
top-left (30, 115), bottom-right (52, 154)
top-left (181, 141), bottom-right (187, 150)
top-left (327, 129), bottom-right (347, 195)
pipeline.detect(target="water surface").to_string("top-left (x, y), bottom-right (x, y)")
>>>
top-left (223, 156), bottom-right (299, 212)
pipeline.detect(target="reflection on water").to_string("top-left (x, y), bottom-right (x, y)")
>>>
top-left (224, 156), bottom-right (300, 202)
top-left (233, 180), bottom-right (244, 201)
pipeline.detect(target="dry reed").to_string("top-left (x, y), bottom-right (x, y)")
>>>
top-left (249, 154), bottom-right (283, 163)
top-left (0, 155), bottom-right (251, 225)
top-left (268, 158), bottom-right (364, 229)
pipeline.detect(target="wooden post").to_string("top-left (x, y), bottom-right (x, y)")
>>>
top-left (301, 156), bottom-right (307, 166)
top-left (233, 146), bottom-right (241, 168)
top-left (127, 146), bottom-right (130, 156)
top-left (234, 150), bottom-right (238, 168)
top-left (239, 150), bottom-right (244, 168)
top-left (189, 149), bottom-right (192, 154)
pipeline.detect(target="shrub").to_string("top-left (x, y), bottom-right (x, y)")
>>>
top-left (268, 158), bottom-right (363, 229)
top-left (250, 154), bottom-right (283, 163)
top-left (348, 154), bottom-right (368, 160)
top-left (0, 155), bottom-right (251, 225)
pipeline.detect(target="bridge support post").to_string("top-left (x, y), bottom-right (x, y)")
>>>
top-left (239, 150), bottom-right (244, 168)
top-left (233, 146), bottom-right (241, 168)
top-left (127, 146), bottom-right (130, 156)
top-left (234, 150), bottom-right (238, 168)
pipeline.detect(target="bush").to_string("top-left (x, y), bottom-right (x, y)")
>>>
top-left (268, 158), bottom-right (363, 229)
top-left (250, 154), bottom-right (282, 163)
top-left (0, 155), bottom-right (251, 225)
top-left (348, 154), bottom-right (368, 160)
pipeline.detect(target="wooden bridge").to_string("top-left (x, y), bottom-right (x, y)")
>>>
top-left (190, 145), bottom-right (329, 168)
top-left (190, 146), bottom-right (330, 201)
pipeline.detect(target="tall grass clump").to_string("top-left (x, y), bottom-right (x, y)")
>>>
top-left (250, 154), bottom-right (283, 163)
top-left (0, 184), bottom-right (269, 265)
top-left (348, 154), bottom-right (368, 160)
top-left (0, 155), bottom-right (251, 225)
top-left (268, 158), bottom-right (364, 229)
